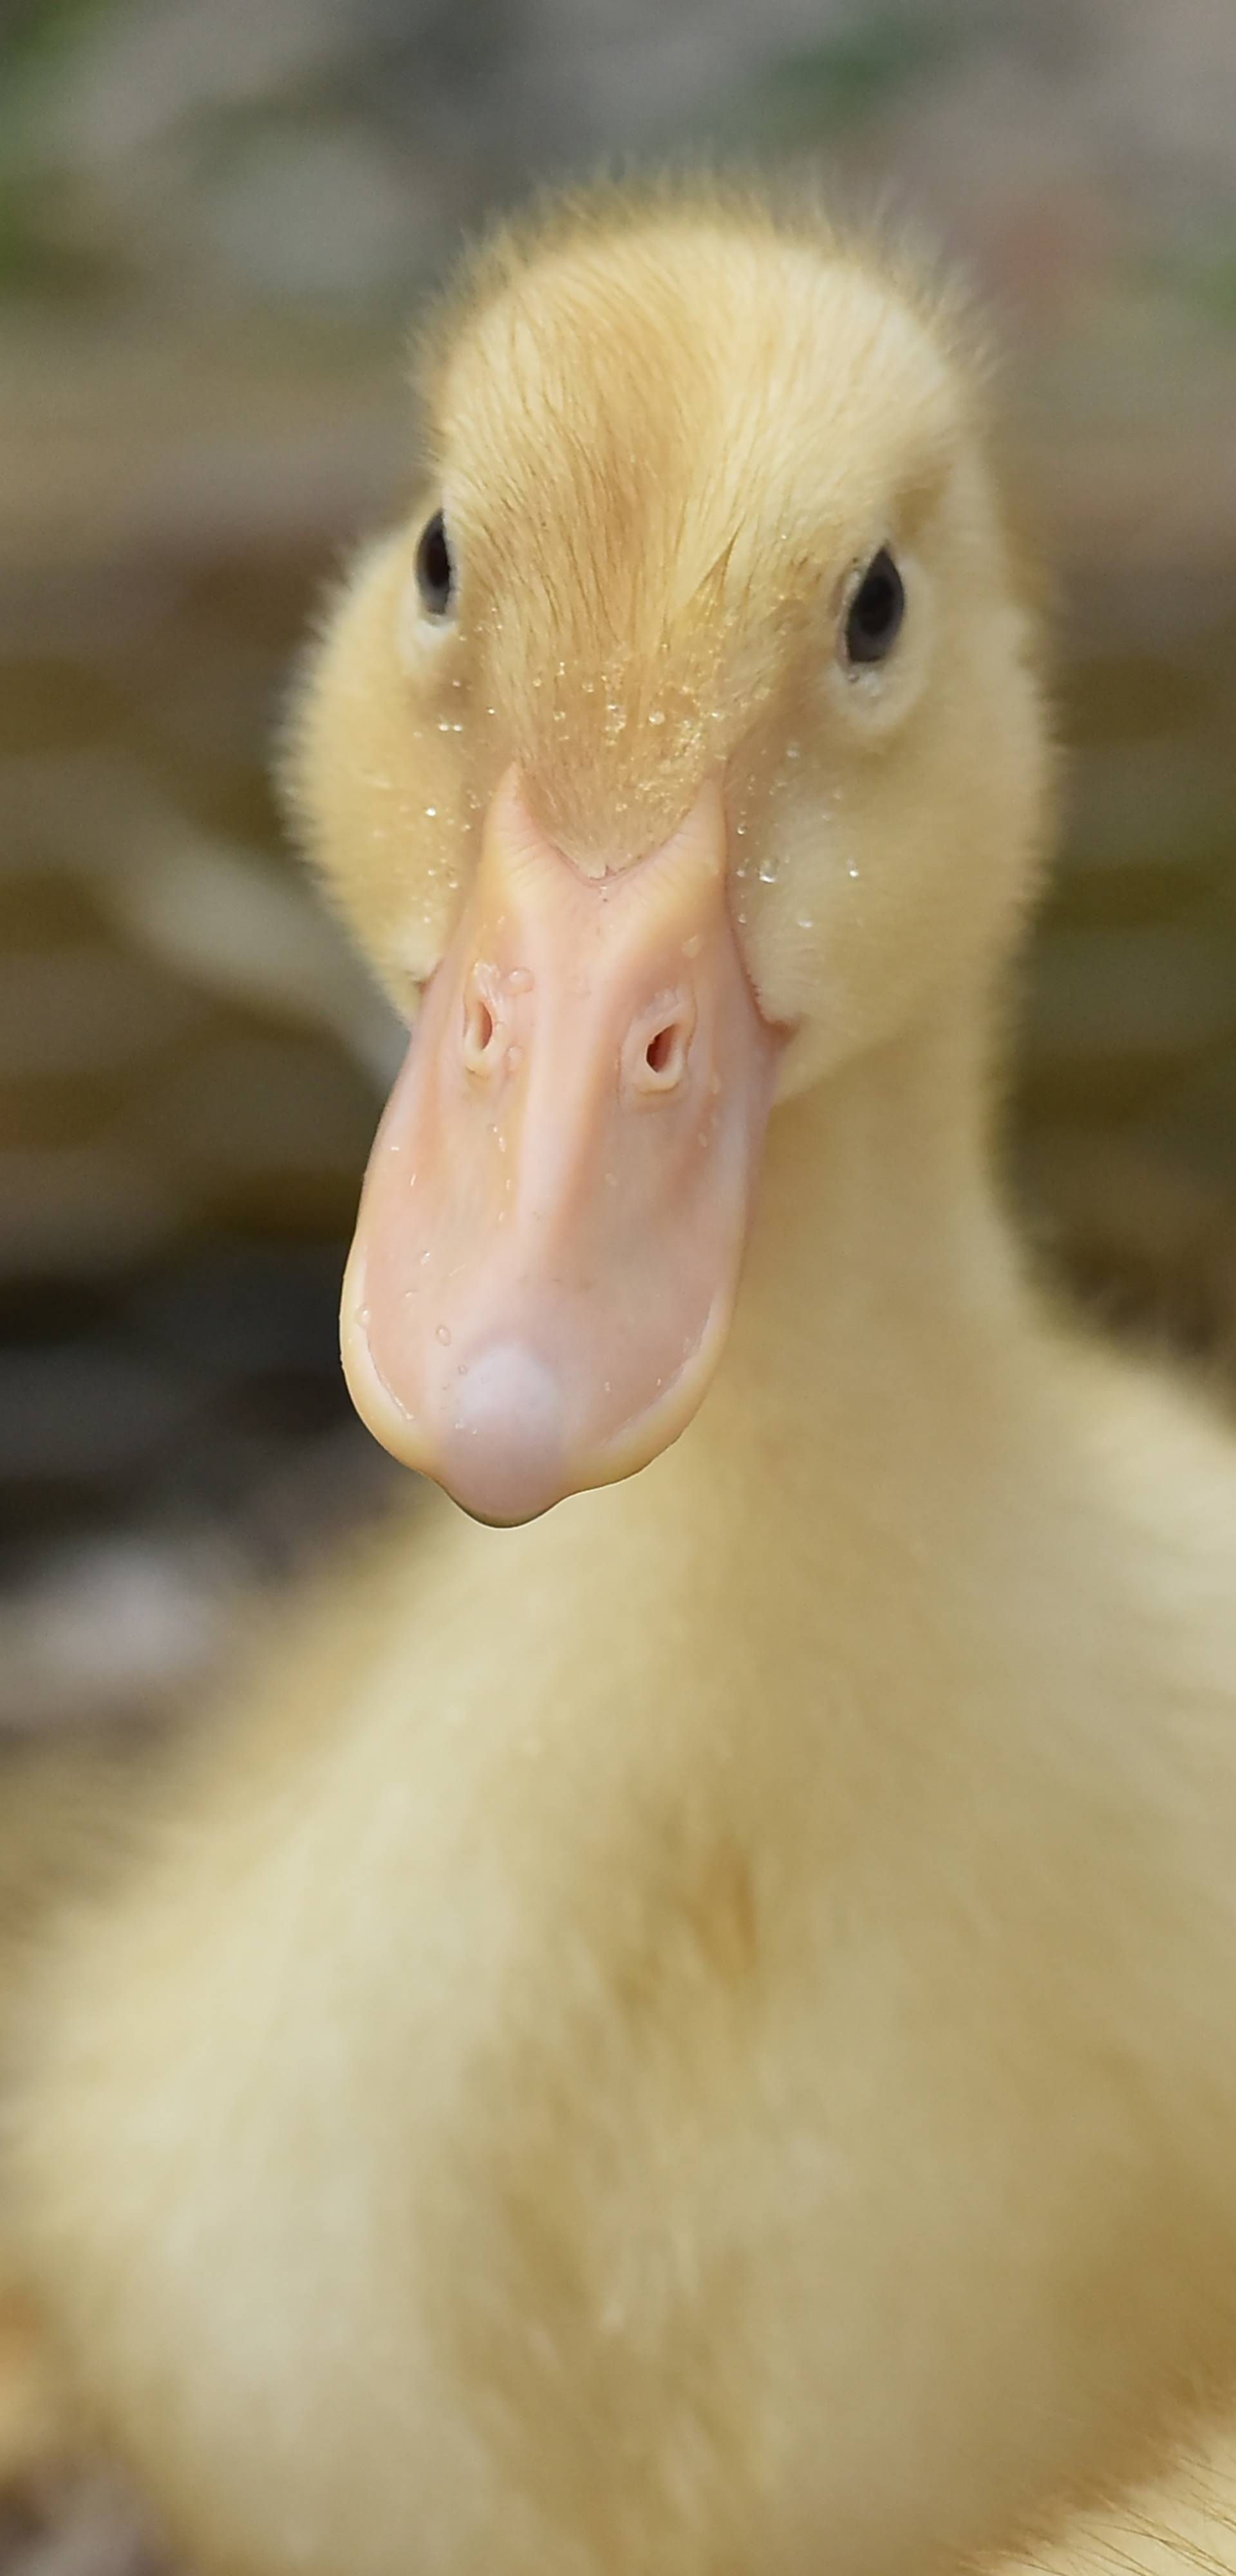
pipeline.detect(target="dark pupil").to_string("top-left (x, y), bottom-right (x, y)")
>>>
top-left (416, 510), bottom-right (454, 615)
top-left (845, 547), bottom-right (904, 664)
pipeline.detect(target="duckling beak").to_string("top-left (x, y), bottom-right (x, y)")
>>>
top-left (341, 766), bottom-right (779, 1522)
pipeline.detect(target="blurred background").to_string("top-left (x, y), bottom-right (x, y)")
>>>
top-left (1, 2), bottom-right (1235, 1810)
top-left (0, 0), bottom-right (1233, 2562)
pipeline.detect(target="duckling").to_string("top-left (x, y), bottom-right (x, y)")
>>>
top-left (5, 175), bottom-right (1236, 2576)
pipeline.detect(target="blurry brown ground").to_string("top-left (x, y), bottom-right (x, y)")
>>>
top-left (0, 1), bottom-right (1234, 2563)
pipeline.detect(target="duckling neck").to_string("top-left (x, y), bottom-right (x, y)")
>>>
top-left (712, 992), bottom-right (1031, 1462)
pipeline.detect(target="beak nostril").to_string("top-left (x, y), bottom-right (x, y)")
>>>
top-left (642, 1021), bottom-right (688, 1088)
top-left (624, 993), bottom-right (695, 1100)
top-left (463, 994), bottom-right (498, 1071)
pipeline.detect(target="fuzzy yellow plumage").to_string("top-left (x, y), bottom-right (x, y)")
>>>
top-left (1, 174), bottom-right (1235, 2576)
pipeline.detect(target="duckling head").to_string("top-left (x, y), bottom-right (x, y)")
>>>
top-left (283, 182), bottom-right (1051, 1523)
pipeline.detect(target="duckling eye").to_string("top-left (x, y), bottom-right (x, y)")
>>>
top-left (416, 510), bottom-right (455, 618)
top-left (843, 547), bottom-right (904, 667)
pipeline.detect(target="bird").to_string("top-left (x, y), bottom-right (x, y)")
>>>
top-left (2, 171), bottom-right (1236, 2576)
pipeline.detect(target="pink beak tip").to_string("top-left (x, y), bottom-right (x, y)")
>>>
top-left (433, 1341), bottom-right (569, 1526)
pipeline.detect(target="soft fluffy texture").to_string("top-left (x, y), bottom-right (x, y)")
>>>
top-left (282, 173), bottom-right (1049, 1103)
